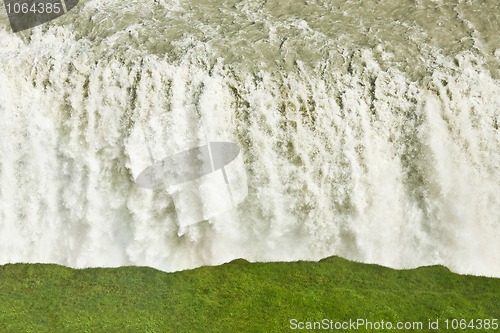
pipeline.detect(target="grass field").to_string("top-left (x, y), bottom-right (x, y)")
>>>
top-left (0, 256), bottom-right (498, 332)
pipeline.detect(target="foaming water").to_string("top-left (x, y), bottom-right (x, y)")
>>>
top-left (0, 0), bottom-right (499, 276)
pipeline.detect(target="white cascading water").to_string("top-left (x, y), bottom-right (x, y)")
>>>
top-left (0, 0), bottom-right (499, 276)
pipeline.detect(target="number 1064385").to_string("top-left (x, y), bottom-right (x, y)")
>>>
top-left (6, 1), bottom-right (62, 14)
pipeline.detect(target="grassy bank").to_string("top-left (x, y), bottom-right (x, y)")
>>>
top-left (0, 256), bottom-right (498, 332)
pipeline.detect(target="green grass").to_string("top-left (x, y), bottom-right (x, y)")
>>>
top-left (0, 256), bottom-right (498, 332)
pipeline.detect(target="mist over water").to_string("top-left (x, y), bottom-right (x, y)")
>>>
top-left (0, 0), bottom-right (499, 276)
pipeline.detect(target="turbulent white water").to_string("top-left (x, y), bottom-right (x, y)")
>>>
top-left (0, 0), bottom-right (499, 276)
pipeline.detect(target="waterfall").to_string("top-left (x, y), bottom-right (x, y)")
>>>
top-left (0, 0), bottom-right (498, 276)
